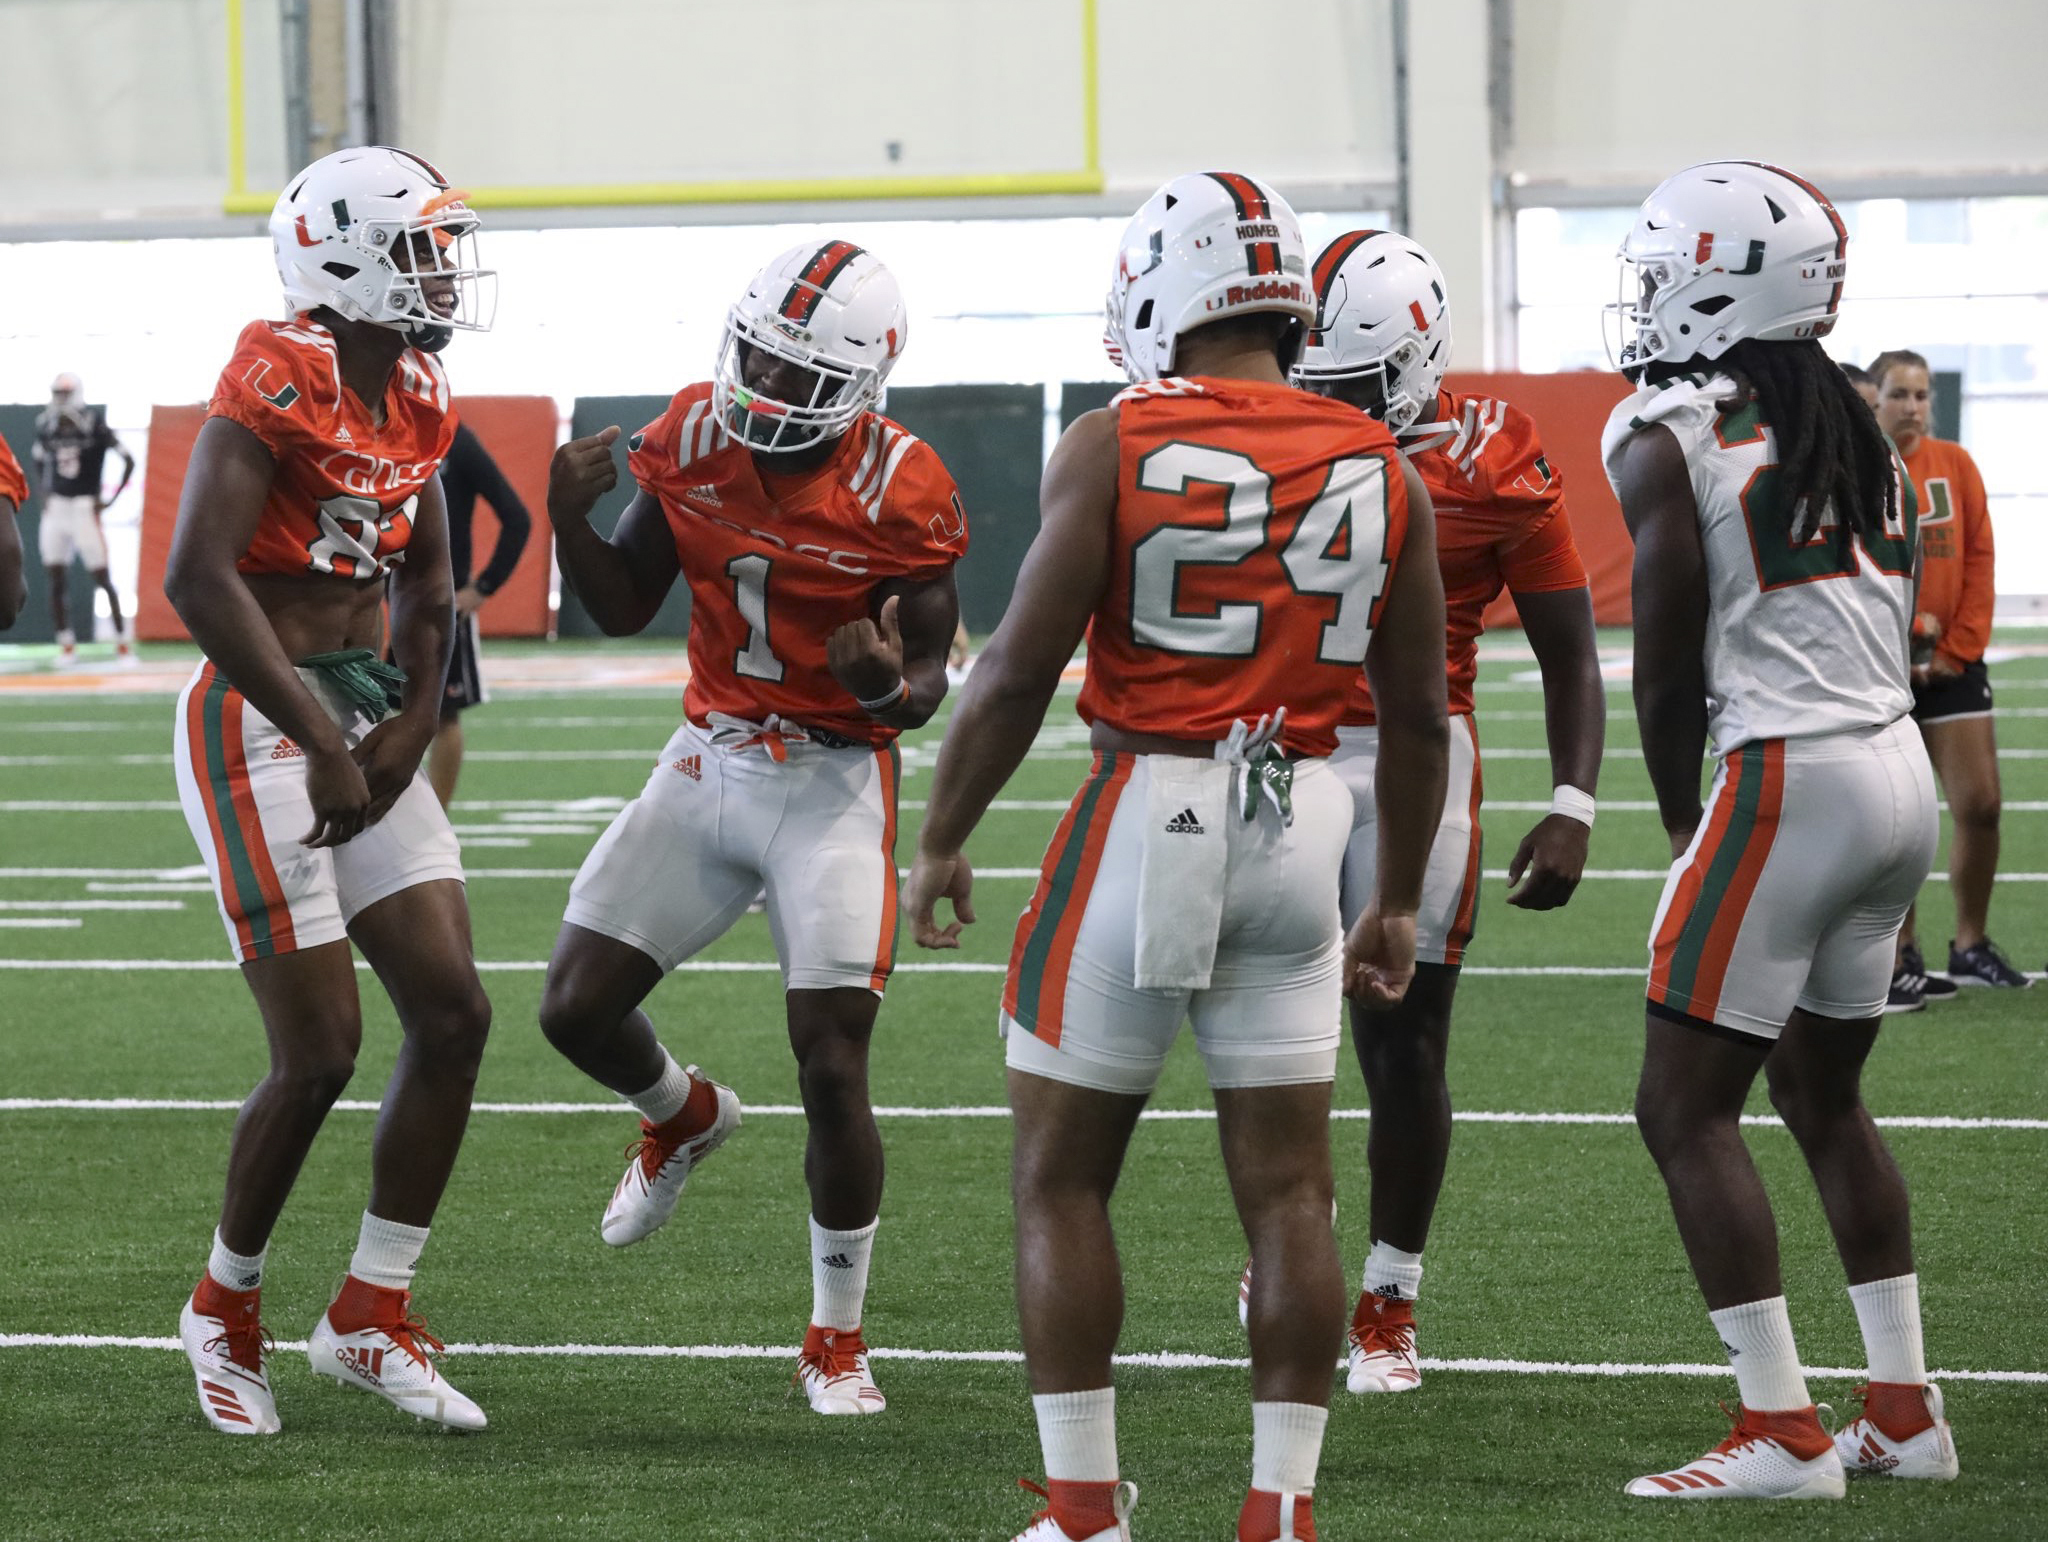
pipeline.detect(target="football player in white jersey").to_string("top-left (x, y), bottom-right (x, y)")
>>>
top-left (1604, 161), bottom-right (1958, 1500)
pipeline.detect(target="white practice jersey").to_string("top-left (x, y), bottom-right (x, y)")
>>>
top-left (1603, 372), bottom-right (1917, 757)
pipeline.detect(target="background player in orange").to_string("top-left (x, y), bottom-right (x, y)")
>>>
top-left (0, 430), bottom-right (26, 627)
top-left (1246, 230), bottom-right (1605, 1394)
top-left (32, 372), bottom-right (135, 664)
top-left (539, 240), bottom-right (966, 1417)
top-left (904, 172), bottom-right (1448, 1542)
top-left (163, 146), bottom-right (498, 1436)
top-left (1868, 349), bottom-right (2028, 990)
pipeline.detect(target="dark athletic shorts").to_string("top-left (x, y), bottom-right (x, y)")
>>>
top-left (1912, 659), bottom-right (1991, 725)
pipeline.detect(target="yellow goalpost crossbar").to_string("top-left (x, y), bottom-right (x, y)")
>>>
top-left (224, 0), bottom-right (1102, 216)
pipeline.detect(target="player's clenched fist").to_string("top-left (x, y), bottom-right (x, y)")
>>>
top-left (903, 847), bottom-right (976, 950)
top-left (828, 592), bottom-right (906, 704)
top-left (1343, 903), bottom-right (1416, 1010)
top-left (547, 425), bottom-right (621, 525)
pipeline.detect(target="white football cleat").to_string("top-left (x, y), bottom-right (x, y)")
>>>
top-left (1627, 1403), bottom-right (1844, 1498)
top-left (601, 1069), bottom-right (741, 1247)
top-left (1347, 1290), bottom-right (1421, 1393)
top-left (1011, 1479), bottom-right (1138, 1541)
top-left (794, 1324), bottom-right (886, 1415)
top-left (1834, 1381), bottom-right (1959, 1480)
top-left (180, 1279), bottom-right (280, 1435)
top-left (308, 1280), bottom-right (486, 1432)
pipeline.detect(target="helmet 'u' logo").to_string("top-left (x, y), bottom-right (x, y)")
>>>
top-left (1728, 239), bottom-right (1767, 276)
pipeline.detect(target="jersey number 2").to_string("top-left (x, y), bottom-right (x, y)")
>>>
top-left (1131, 443), bottom-right (1390, 664)
top-left (725, 553), bottom-right (787, 682)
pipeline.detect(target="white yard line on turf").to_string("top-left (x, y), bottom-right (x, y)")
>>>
top-left (0, 899), bottom-right (182, 910)
top-left (1, 1098), bottom-right (2041, 1131)
top-left (0, 917), bottom-right (81, 928)
top-left (0, 1332), bottom-right (2038, 1382)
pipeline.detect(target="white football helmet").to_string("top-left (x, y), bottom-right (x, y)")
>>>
top-left (270, 145), bottom-right (495, 352)
top-left (1104, 171), bottom-right (1314, 383)
top-left (712, 241), bottom-right (907, 453)
top-left (1607, 160), bottom-right (1847, 374)
top-left (1292, 230), bottom-right (1452, 433)
top-left (50, 372), bottom-right (83, 405)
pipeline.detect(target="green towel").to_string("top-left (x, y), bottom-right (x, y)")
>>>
top-left (1237, 746), bottom-right (1295, 825)
top-left (299, 649), bottom-right (408, 724)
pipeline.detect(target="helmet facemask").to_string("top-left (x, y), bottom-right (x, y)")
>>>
top-left (713, 309), bottom-right (879, 454)
top-left (1294, 334), bottom-right (1429, 431)
top-left (1604, 252), bottom-right (1685, 379)
top-left (350, 198), bottom-right (495, 351)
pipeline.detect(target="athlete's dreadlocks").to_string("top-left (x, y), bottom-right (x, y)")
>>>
top-left (1717, 337), bottom-right (1897, 544)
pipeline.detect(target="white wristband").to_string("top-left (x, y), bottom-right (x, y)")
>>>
top-left (1550, 784), bottom-right (1596, 828)
top-left (858, 678), bottom-right (911, 715)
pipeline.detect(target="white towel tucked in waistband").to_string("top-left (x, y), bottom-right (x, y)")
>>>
top-left (1133, 757), bottom-right (1232, 991)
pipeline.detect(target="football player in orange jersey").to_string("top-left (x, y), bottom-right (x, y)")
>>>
top-left (1239, 230), bottom-right (1604, 1395)
top-left (540, 241), bottom-right (966, 1416)
top-left (903, 172), bottom-right (1449, 1542)
top-left (162, 146), bottom-right (498, 1437)
top-left (0, 430), bottom-right (26, 627)
top-left (1869, 349), bottom-right (2030, 992)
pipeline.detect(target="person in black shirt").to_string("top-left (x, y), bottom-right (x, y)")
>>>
top-left (32, 373), bottom-right (135, 664)
top-left (427, 420), bottom-right (531, 805)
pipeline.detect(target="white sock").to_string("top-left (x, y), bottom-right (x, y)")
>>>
top-left (1709, 1295), bottom-right (1811, 1411)
top-left (349, 1211), bottom-right (430, 1291)
top-left (810, 1215), bottom-right (877, 1331)
top-left (627, 1051), bottom-right (693, 1125)
top-left (56, 629), bottom-right (75, 648)
top-left (1848, 1273), bottom-right (1927, 1385)
top-left (1362, 1240), bottom-right (1424, 1302)
top-left (206, 1229), bottom-right (267, 1293)
top-left (1033, 1387), bottom-right (1118, 1481)
top-left (1251, 1401), bottom-right (1328, 1494)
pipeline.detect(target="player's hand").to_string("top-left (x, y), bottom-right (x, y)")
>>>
top-left (350, 716), bottom-right (434, 828)
top-left (547, 426), bottom-right (621, 525)
top-left (301, 744), bottom-right (373, 848)
top-left (454, 583), bottom-right (485, 618)
top-left (1343, 904), bottom-right (1416, 1010)
top-left (1928, 654), bottom-right (1963, 683)
top-left (1505, 812), bottom-right (1589, 911)
top-left (903, 847), bottom-right (976, 949)
top-left (828, 593), bottom-right (906, 704)
top-left (1910, 664), bottom-right (1932, 690)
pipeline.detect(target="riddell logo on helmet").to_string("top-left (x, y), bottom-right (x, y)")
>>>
top-left (1205, 279), bottom-right (1306, 312)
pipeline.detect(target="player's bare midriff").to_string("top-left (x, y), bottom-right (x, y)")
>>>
top-left (241, 569), bottom-right (393, 661)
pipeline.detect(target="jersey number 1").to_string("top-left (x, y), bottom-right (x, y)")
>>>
top-left (725, 553), bottom-right (787, 682)
top-left (1131, 443), bottom-right (1390, 664)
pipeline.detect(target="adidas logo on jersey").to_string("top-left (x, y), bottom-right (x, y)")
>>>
top-left (820, 1253), bottom-right (854, 1270)
top-left (673, 755), bottom-right (702, 781)
top-left (683, 484), bottom-right (723, 508)
top-left (270, 737), bottom-right (304, 760)
top-left (1164, 808), bottom-right (1205, 835)
top-left (334, 423), bottom-right (353, 443)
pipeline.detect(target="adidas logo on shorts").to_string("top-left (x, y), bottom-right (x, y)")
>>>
top-left (270, 737), bottom-right (304, 760)
top-left (674, 755), bottom-right (703, 781)
top-left (1164, 807), bottom-right (1205, 835)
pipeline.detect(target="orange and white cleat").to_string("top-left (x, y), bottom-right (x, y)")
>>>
top-left (793, 1323), bottom-right (886, 1415)
top-left (1346, 1291), bottom-right (1421, 1394)
top-left (1010, 1479), bottom-right (1138, 1541)
top-left (600, 1068), bottom-right (741, 1246)
top-left (1626, 1402), bottom-right (1844, 1499)
top-left (308, 1276), bottom-right (486, 1431)
top-left (1238, 1486), bottom-right (1316, 1541)
top-left (1834, 1381), bottom-right (1959, 1480)
top-left (179, 1276), bottom-right (279, 1434)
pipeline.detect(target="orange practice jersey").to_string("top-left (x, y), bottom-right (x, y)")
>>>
top-left (1076, 376), bottom-right (1410, 758)
top-left (628, 383), bottom-right (968, 745)
top-left (0, 433), bottom-right (25, 507)
top-left (1900, 436), bottom-right (1994, 670)
top-left (1346, 390), bottom-right (1587, 726)
top-left (207, 319), bottom-right (455, 579)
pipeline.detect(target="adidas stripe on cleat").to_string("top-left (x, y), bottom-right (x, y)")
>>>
top-left (308, 1276), bottom-right (486, 1431)
top-left (1627, 1403), bottom-right (1844, 1499)
top-left (601, 1067), bottom-right (741, 1247)
top-left (1834, 1381), bottom-right (1959, 1480)
top-left (794, 1323), bottom-right (886, 1415)
top-left (180, 1278), bottom-right (279, 1435)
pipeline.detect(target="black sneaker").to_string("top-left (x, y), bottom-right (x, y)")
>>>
top-left (1902, 942), bottom-right (1960, 1001)
top-left (1947, 938), bottom-right (2033, 989)
top-left (1885, 967), bottom-right (1927, 1014)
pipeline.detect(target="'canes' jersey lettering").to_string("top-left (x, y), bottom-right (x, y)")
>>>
top-left (1348, 389), bottom-right (1587, 725)
top-left (1078, 376), bottom-right (1409, 756)
top-left (1602, 372), bottom-right (1917, 755)
top-left (0, 433), bottom-right (26, 507)
top-left (207, 319), bottom-right (454, 579)
top-left (628, 382), bottom-right (968, 745)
